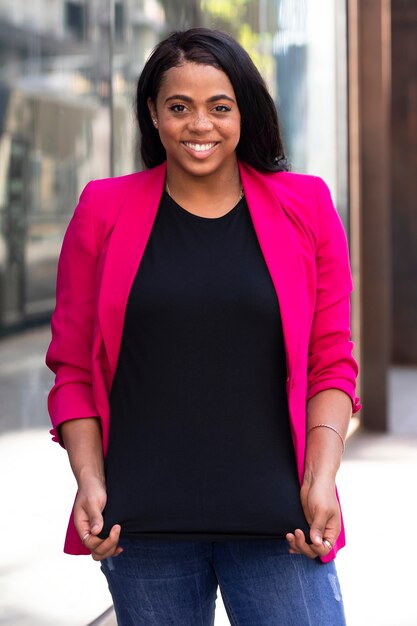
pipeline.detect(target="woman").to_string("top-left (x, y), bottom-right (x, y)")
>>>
top-left (46, 28), bottom-right (361, 625)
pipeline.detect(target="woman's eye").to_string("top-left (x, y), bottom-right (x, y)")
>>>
top-left (213, 105), bottom-right (231, 112)
top-left (169, 104), bottom-right (187, 112)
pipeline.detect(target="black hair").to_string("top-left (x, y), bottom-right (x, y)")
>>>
top-left (136, 28), bottom-right (288, 172)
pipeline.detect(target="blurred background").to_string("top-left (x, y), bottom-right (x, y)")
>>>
top-left (0, 0), bottom-right (416, 625)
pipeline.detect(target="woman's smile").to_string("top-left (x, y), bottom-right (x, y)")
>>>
top-left (181, 140), bottom-right (219, 157)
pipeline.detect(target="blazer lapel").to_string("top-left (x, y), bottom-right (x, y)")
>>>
top-left (98, 163), bottom-right (167, 378)
top-left (239, 161), bottom-right (303, 383)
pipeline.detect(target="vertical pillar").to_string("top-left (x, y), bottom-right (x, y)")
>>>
top-left (391, 2), bottom-right (417, 363)
top-left (348, 0), bottom-right (392, 430)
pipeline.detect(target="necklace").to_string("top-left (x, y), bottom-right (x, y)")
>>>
top-left (165, 181), bottom-right (244, 205)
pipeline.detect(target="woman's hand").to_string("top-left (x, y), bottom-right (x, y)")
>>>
top-left (286, 476), bottom-right (341, 559)
top-left (74, 476), bottom-right (123, 561)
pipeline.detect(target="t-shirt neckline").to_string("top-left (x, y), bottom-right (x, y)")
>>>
top-left (163, 190), bottom-right (245, 222)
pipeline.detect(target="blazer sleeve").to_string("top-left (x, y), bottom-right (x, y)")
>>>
top-left (306, 177), bottom-right (361, 414)
top-left (45, 181), bottom-right (100, 447)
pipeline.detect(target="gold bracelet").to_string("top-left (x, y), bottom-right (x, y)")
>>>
top-left (307, 423), bottom-right (345, 454)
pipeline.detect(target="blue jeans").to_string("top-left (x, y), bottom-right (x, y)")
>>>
top-left (100, 537), bottom-right (346, 625)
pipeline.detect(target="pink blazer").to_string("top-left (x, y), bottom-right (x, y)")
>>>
top-left (46, 160), bottom-right (361, 560)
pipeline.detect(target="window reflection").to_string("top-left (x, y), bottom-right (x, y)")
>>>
top-left (0, 0), bottom-right (347, 332)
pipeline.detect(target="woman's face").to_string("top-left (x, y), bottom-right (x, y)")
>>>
top-left (148, 61), bottom-right (241, 180)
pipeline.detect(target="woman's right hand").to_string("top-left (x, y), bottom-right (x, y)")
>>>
top-left (74, 476), bottom-right (123, 561)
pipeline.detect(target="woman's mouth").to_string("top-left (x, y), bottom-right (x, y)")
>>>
top-left (182, 141), bottom-right (218, 155)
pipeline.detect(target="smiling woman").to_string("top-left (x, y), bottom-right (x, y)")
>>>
top-left (46, 27), bottom-right (360, 626)
top-left (137, 29), bottom-right (287, 173)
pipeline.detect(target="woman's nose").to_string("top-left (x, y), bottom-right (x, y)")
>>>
top-left (188, 112), bottom-right (214, 131)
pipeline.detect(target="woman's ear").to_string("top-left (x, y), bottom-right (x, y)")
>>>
top-left (147, 98), bottom-right (158, 128)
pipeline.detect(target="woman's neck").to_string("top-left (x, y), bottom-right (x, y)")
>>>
top-left (165, 162), bottom-right (243, 218)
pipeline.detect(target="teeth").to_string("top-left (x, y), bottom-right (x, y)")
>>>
top-left (184, 142), bottom-right (216, 152)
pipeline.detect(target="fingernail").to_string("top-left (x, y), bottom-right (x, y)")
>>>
top-left (91, 524), bottom-right (99, 533)
top-left (315, 535), bottom-right (322, 544)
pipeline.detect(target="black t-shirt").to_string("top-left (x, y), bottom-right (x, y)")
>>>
top-left (100, 191), bottom-right (310, 540)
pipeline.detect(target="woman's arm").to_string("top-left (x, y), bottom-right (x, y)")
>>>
top-left (286, 388), bottom-right (351, 558)
top-left (286, 177), bottom-right (360, 558)
top-left (60, 418), bottom-right (122, 560)
top-left (46, 181), bottom-right (122, 558)
top-left (46, 181), bottom-right (100, 447)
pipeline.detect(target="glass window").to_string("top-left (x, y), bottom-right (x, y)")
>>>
top-left (0, 1), bottom-right (112, 328)
top-left (65, 1), bottom-right (86, 41)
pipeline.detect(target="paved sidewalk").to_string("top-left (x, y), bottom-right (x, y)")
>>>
top-left (1, 327), bottom-right (417, 625)
top-left (336, 431), bottom-right (417, 626)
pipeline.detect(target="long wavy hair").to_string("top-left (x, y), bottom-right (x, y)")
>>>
top-left (136, 28), bottom-right (288, 172)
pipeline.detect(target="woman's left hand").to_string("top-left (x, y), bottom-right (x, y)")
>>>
top-left (286, 476), bottom-right (341, 559)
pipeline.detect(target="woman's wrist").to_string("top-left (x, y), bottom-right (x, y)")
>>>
top-left (302, 464), bottom-right (337, 489)
top-left (304, 432), bottom-right (343, 484)
top-left (60, 417), bottom-right (106, 488)
top-left (77, 467), bottom-right (106, 489)
top-left (304, 428), bottom-right (343, 479)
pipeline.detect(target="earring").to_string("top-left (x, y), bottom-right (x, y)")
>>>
top-left (152, 117), bottom-right (158, 127)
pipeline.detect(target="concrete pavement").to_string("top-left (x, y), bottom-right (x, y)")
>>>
top-left (1, 327), bottom-right (417, 625)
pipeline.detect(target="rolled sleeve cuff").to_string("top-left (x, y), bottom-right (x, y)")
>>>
top-left (307, 379), bottom-right (362, 414)
top-left (48, 382), bottom-right (99, 447)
